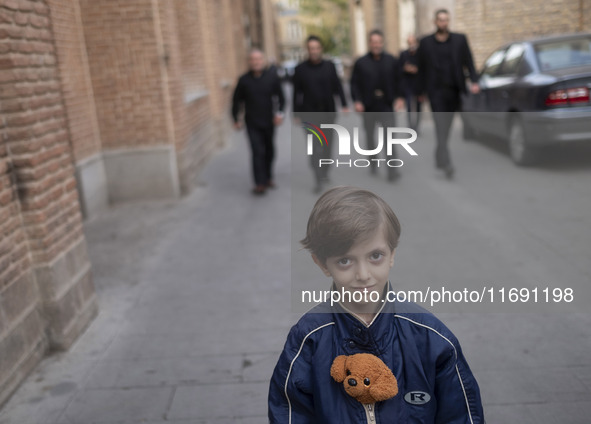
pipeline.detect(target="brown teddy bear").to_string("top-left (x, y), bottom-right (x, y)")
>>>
top-left (330, 353), bottom-right (398, 404)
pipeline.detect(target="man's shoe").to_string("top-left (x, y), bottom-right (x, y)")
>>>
top-left (252, 185), bottom-right (267, 195)
top-left (444, 165), bottom-right (455, 179)
top-left (387, 169), bottom-right (401, 182)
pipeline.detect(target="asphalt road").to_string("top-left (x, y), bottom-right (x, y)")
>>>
top-left (1, 101), bottom-right (590, 423)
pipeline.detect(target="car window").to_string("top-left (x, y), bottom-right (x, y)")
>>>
top-left (481, 49), bottom-right (506, 77)
top-left (535, 36), bottom-right (591, 71)
top-left (498, 44), bottom-right (525, 76)
top-left (517, 57), bottom-right (533, 77)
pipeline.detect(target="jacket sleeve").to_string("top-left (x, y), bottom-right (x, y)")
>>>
top-left (330, 62), bottom-right (348, 108)
top-left (273, 73), bottom-right (286, 114)
top-left (434, 339), bottom-right (485, 424)
top-left (350, 59), bottom-right (362, 103)
top-left (417, 38), bottom-right (427, 96)
top-left (460, 34), bottom-right (479, 83)
top-left (268, 326), bottom-right (316, 424)
top-left (231, 77), bottom-right (244, 123)
top-left (292, 66), bottom-right (303, 115)
top-left (393, 56), bottom-right (403, 100)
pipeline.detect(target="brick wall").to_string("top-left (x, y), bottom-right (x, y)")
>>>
top-left (0, 141), bottom-right (47, 409)
top-left (1, 0), bottom-right (268, 408)
top-left (0, 0), bottom-right (97, 407)
top-left (454, 0), bottom-right (591, 69)
top-left (78, 0), bottom-right (169, 149)
top-left (46, 0), bottom-right (100, 163)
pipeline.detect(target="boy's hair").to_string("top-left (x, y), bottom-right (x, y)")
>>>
top-left (300, 186), bottom-right (401, 263)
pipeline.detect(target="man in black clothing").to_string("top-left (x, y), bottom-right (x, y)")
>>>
top-left (232, 49), bottom-right (286, 195)
top-left (293, 35), bottom-right (348, 193)
top-left (350, 30), bottom-right (405, 181)
top-left (400, 34), bottom-right (422, 132)
top-left (417, 9), bottom-right (479, 178)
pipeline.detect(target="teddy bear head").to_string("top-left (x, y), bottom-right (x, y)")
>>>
top-left (330, 353), bottom-right (398, 404)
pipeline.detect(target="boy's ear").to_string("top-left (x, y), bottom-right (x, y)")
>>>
top-left (389, 248), bottom-right (396, 268)
top-left (312, 254), bottom-right (331, 277)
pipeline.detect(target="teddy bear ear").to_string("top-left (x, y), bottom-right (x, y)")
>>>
top-left (330, 355), bottom-right (348, 383)
top-left (369, 369), bottom-right (398, 402)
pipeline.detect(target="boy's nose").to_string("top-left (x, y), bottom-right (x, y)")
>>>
top-left (356, 263), bottom-right (370, 281)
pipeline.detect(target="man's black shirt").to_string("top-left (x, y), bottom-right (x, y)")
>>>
top-left (232, 68), bottom-right (285, 128)
top-left (417, 32), bottom-right (478, 95)
top-left (350, 52), bottom-right (402, 110)
top-left (400, 49), bottom-right (420, 94)
top-left (292, 60), bottom-right (347, 114)
top-left (433, 36), bottom-right (456, 89)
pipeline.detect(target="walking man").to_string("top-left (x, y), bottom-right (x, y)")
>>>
top-left (293, 35), bottom-right (349, 193)
top-left (232, 49), bottom-right (286, 195)
top-left (417, 9), bottom-right (479, 178)
top-left (350, 30), bottom-right (405, 181)
top-left (400, 34), bottom-right (422, 133)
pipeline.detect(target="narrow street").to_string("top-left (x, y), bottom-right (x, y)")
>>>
top-left (1, 108), bottom-right (591, 423)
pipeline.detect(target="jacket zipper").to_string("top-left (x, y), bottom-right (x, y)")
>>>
top-left (363, 403), bottom-right (376, 423)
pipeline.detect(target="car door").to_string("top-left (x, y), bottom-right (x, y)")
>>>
top-left (486, 43), bottom-right (527, 138)
top-left (469, 48), bottom-right (506, 135)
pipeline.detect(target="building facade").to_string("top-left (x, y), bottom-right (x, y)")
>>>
top-left (349, 0), bottom-right (589, 69)
top-left (274, 0), bottom-right (308, 63)
top-left (0, 0), bottom-right (272, 407)
top-left (415, 0), bottom-right (590, 70)
top-left (349, 0), bottom-right (404, 57)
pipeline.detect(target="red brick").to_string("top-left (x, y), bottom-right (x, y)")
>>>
top-left (0, 0), bottom-right (21, 12)
top-left (4, 110), bottom-right (38, 127)
top-left (13, 10), bottom-right (27, 25)
top-left (0, 189), bottom-right (14, 206)
top-left (29, 14), bottom-right (49, 29)
top-left (0, 7), bottom-right (15, 23)
top-left (33, 2), bottom-right (49, 16)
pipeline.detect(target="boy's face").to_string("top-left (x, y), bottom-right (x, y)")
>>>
top-left (313, 226), bottom-right (395, 306)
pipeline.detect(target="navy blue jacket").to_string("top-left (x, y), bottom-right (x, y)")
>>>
top-left (269, 285), bottom-right (484, 423)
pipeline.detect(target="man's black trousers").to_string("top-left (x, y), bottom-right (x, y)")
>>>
top-left (428, 87), bottom-right (461, 169)
top-left (362, 104), bottom-right (398, 177)
top-left (246, 124), bottom-right (275, 186)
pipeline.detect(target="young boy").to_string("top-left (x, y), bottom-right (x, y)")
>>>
top-left (269, 186), bottom-right (484, 423)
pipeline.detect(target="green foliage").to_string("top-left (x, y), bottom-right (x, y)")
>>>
top-left (299, 0), bottom-right (351, 56)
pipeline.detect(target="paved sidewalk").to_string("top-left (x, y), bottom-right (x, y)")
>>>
top-left (1, 111), bottom-right (590, 424)
top-left (0, 120), bottom-right (296, 424)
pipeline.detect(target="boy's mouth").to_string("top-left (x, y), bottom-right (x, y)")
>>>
top-left (351, 285), bottom-right (376, 291)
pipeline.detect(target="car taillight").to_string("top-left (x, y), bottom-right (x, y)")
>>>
top-left (545, 87), bottom-right (590, 106)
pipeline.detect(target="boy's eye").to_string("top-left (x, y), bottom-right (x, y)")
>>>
top-left (337, 258), bottom-right (351, 266)
top-left (370, 252), bottom-right (384, 261)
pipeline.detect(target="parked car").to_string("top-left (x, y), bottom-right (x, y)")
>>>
top-left (462, 33), bottom-right (591, 165)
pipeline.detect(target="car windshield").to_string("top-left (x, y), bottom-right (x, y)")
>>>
top-left (535, 36), bottom-right (591, 71)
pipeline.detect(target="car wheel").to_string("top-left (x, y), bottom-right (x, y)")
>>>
top-left (508, 119), bottom-right (536, 166)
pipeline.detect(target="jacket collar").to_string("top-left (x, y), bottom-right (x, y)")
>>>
top-left (327, 282), bottom-right (397, 353)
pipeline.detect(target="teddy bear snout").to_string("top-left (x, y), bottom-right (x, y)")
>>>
top-left (347, 378), bottom-right (357, 387)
